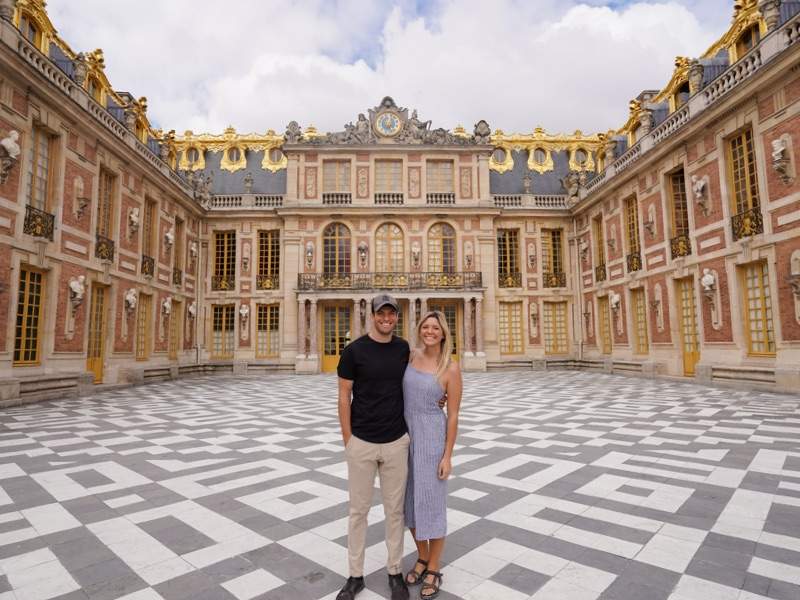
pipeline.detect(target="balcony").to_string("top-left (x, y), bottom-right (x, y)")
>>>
top-left (731, 207), bottom-right (764, 241)
top-left (543, 271), bottom-right (567, 288)
top-left (670, 234), bottom-right (692, 259)
top-left (626, 251), bottom-right (642, 273)
top-left (297, 271), bottom-right (482, 291)
top-left (426, 193), bottom-right (455, 205)
top-left (212, 275), bottom-right (236, 291)
top-left (256, 275), bottom-right (280, 290)
top-left (595, 264), bottom-right (607, 283)
top-left (141, 255), bottom-right (155, 278)
top-left (492, 194), bottom-right (569, 209)
top-left (498, 271), bottom-right (522, 288)
top-left (374, 192), bottom-right (404, 205)
top-left (322, 192), bottom-right (352, 205)
top-left (95, 234), bottom-right (115, 261)
top-left (172, 267), bottom-right (183, 286)
top-left (23, 204), bottom-right (55, 241)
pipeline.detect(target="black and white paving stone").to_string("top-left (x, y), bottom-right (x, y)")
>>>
top-left (0, 371), bottom-right (799, 600)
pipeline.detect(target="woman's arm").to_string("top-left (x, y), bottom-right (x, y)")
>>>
top-left (438, 363), bottom-right (463, 479)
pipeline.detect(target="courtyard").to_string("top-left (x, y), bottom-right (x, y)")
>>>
top-left (0, 371), bottom-right (798, 600)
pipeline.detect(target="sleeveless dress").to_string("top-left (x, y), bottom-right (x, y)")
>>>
top-left (403, 364), bottom-right (447, 540)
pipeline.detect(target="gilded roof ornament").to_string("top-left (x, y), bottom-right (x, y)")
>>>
top-left (489, 128), bottom-right (603, 174)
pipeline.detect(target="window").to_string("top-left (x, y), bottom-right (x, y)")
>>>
top-left (497, 229), bottom-right (520, 287)
top-left (727, 128), bottom-right (760, 215)
top-left (542, 229), bottom-right (564, 275)
top-left (543, 302), bottom-right (568, 355)
top-left (669, 169), bottom-right (690, 238)
top-left (426, 160), bottom-right (454, 194)
top-left (375, 223), bottom-right (404, 272)
top-left (256, 304), bottom-right (280, 358)
top-left (87, 77), bottom-right (102, 103)
top-left (672, 81), bottom-right (691, 111)
top-left (593, 216), bottom-right (606, 267)
top-left (26, 126), bottom-right (53, 210)
top-left (323, 223), bottom-right (351, 274)
top-left (174, 218), bottom-right (184, 271)
top-left (212, 305), bottom-right (235, 359)
top-left (186, 148), bottom-right (200, 166)
top-left (168, 300), bottom-right (181, 360)
top-left (427, 223), bottom-right (456, 273)
top-left (135, 294), bottom-right (151, 361)
top-left (228, 147), bottom-right (241, 163)
top-left (258, 230), bottom-right (280, 288)
top-left (741, 261), bottom-right (775, 356)
top-left (624, 197), bottom-right (640, 255)
top-left (533, 148), bottom-right (547, 165)
top-left (214, 231), bottom-right (236, 288)
top-left (598, 296), bottom-right (612, 354)
top-left (498, 302), bottom-right (523, 354)
top-left (631, 289), bottom-right (648, 354)
top-left (735, 24), bottom-right (760, 60)
top-left (97, 168), bottom-right (115, 238)
top-left (142, 199), bottom-right (156, 256)
top-left (492, 148), bottom-right (507, 163)
top-left (18, 14), bottom-right (41, 47)
top-left (14, 268), bottom-right (44, 365)
top-left (323, 160), bottom-right (351, 192)
top-left (375, 160), bottom-right (402, 192)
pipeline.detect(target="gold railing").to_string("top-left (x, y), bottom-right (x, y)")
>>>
top-left (141, 255), bottom-right (155, 278)
top-left (731, 207), bottom-right (764, 241)
top-left (297, 271), bottom-right (482, 291)
top-left (626, 251), bottom-right (642, 273)
top-left (543, 271), bottom-right (566, 288)
top-left (23, 204), bottom-right (54, 241)
top-left (95, 234), bottom-right (115, 261)
top-left (212, 274), bottom-right (236, 291)
top-left (670, 234), bottom-right (691, 259)
top-left (498, 271), bottom-right (522, 288)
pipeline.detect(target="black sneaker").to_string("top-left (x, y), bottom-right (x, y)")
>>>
top-left (336, 576), bottom-right (365, 600)
top-left (388, 572), bottom-right (410, 600)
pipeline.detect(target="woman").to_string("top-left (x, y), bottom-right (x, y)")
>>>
top-left (403, 311), bottom-right (462, 599)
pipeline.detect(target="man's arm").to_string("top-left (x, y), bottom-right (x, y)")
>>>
top-left (338, 377), bottom-right (354, 446)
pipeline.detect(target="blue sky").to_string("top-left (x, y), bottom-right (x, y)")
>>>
top-left (47, 0), bottom-right (737, 134)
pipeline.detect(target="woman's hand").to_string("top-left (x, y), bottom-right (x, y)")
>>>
top-left (438, 456), bottom-right (452, 480)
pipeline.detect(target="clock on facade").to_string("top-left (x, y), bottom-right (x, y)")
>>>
top-left (375, 111), bottom-right (402, 137)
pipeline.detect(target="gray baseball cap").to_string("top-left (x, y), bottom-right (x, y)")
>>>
top-left (371, 294), bottom-right (399, 313)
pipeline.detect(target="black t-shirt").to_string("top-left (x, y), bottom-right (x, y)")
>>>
top-left (337, 334), bottom-right (410, 444)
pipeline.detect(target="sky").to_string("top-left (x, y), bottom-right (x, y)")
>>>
top-left (47, 0), bottom-right (733, 136)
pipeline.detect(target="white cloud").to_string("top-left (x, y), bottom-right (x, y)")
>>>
top-left (46, 0), bottom-right (729, 135)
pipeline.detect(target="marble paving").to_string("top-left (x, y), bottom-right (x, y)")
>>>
top-left (0, 371), bottom-right (799, 599)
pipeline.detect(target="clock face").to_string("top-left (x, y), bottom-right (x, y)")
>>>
top-left (375, 111), bottom-right (401, 137)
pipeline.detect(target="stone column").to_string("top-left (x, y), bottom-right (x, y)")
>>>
top-left (297, 298), bottom-right (306, 356)
top-left (408, 298), bottom-right (418, 346)
top-left (475, 297), bottom-right (484, 354)
top-left (464, 298), bottom-right (473, 354)
top-left (308, 299), bottom-right (318, 356)
top-left (420, 298), bottom-right (427, 317)
top-left (353, 299), bottom-right (361, 339)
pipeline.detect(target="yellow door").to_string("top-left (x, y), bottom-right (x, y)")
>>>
top-left (598, 296), bottom-right (612, 354)
top-left (86, 285), bottom-right (107, 383)
top-left (427, 300), bottom-right (461, 359)
top-left (677, 277), bottom-right (700, 375)
top-left (322, 305), bottom-right (351, 373)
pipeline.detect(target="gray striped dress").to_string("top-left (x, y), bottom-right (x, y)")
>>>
top-left (403, 364), bottom-right (447, 540)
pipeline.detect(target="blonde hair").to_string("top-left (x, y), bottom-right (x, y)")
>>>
top-left (415, 310), bottom-right (453, 379)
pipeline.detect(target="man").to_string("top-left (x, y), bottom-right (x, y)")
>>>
top-left (336, 294), bottom-right (410, 600)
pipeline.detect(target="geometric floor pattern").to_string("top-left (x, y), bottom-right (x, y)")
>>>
top-left (1, 371), bottom-right (799, 600)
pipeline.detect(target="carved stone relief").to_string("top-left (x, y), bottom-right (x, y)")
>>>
top-left (357, 167), bottom-right (369, 198)
top-left (408, 167), bottom-right (421, 199)
top-left (460, 167), bottom-right (472, 199)
top-left (305, 167), bottom-right (317, 199)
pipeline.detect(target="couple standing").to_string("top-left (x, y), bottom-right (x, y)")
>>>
top-left (336, 294), bottom-right (462, 600)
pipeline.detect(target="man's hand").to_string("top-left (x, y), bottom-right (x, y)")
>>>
top-left (437, 392), bottom-right (447, 409)
top-left (342, 432), bottom-right (351, 447)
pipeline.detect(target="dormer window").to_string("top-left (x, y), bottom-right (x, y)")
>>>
top-left (19, 14), bottom-right (41, 48)
top-left (574, 149), bottom-right (588, 167)
top-left (533, 148), bottom-right (547, 165)
top-left (228, 147), bottom-right (241, 163)
top-left (672, 81), bottom-right (690, 110)
top-left (87, 77), bottom-right (102, 103)
top-left (269, 148), bottom-right (283, 163)
top-left (186, 148), bottom-right (199, 165)
top-left (492, 148), bottom-right (507, 163)
top-left (735, 23), bottom-right (760, 60)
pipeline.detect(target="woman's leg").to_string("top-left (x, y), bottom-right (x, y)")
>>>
top-left (421, 537), bottom-right (445, 597)
top-left (406, 528), bottom-right (430, 583)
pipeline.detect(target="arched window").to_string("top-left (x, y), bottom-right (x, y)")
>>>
top-left (375, 223), bottom-right (404, 272)
top-left (18, 13), bottom-right (41, 47)
top-left (735, 23), bottom-right (760, 60)
top-left (427, 222), bottom-right (456, 273)
top-left (87, 76), bottom-right (102, 103)
top-left (186, 147), bottom-right (199, 165)
top-left (228, 147), bottom-right (241, 163)
top-left (323, 223), bottom-right (351, 274)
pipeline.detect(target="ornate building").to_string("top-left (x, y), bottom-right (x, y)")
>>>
top-left (1, 0), bottom-right (799, 402)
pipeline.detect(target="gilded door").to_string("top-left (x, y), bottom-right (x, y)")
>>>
top-left (322, 305), bottom-right (351, 373)
top-left (86, 285), bottom-right (107, 383)
top-left (677, 277), bottom-right (700, 375)
top-left (427, 300), bottom-right (460, 359)
top-left (598, 296), bottom-right (612, 354)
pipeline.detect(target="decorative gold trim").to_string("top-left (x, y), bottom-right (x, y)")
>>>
top-left (489, 127), bottom-right (602, 174)
top-left (702, 1), bottom-right (766, 60)
top-left (527, 146), bottom-right (554, 175)
top-left (652, 57), bottom-right (691, 111)
top-left (489, 144), bottom-right (515, 174)
top-left (173, 127), bottom-right (286, 173)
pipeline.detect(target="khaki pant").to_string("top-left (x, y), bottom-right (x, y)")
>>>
top-left (345, 433), bottom-right (410, 577)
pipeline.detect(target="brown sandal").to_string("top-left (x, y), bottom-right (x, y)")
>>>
top-left (420, 570), bottom-right (442, 599)
top-left (405, 558), bottom-right (429, 585)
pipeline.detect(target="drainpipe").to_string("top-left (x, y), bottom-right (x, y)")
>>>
top-left (572, 215), bottom-right (584, 361)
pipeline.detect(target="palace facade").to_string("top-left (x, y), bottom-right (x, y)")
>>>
top-left (1, 0), bottom-right (799, 402)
